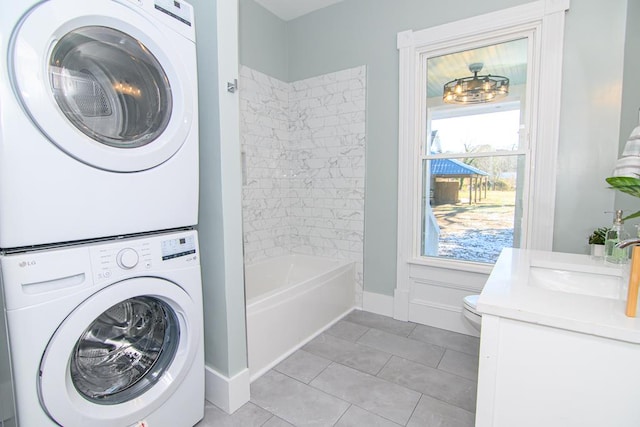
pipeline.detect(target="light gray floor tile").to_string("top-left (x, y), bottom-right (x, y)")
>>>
top-left (407, 394), bottom-right (475, 427)
top-left (326, 319), bottom-right (369, 342)
top-left (344, 310), bottom-right (417, 337)
top-left (409, 324), bottom-right (480, 356)
top-left (378, 356), bottom-right (477, 413)
top-left (357, 328), bottom-right (445, 368)
top-left (335, 405), bottom-right (402, 427)
top-left (437, 349), bottom-right (479, 381)
top-left (275, 349), bottom-right (332, 384)
top-left (311, 363), bottom-right (421, 425)
top-left (213, 311), bottom-right (481, 426)
top-left (196, 401), bottom-right (272, 427)
top-left (263, 415), bottom-right (295, 427)
top-left (303, 333), bottom-right (391, 375)
top-left (250, 370), bottom-right (349, 426)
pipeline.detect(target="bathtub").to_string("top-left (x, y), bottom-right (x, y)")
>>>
top-left (245, 254), bottom-right (356, 381)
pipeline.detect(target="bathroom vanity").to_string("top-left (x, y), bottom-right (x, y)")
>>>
top-left (476, 249), bottom-right (640, 427)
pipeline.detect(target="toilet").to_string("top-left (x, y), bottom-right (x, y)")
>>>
top-left (462, 295), bottom-right (482, 331)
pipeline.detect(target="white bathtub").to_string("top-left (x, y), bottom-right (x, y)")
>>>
top-left (245, 254), bottom-right (355, 381)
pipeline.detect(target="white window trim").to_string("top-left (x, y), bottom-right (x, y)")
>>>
top-left (394, 0), bottom-right (569, 321)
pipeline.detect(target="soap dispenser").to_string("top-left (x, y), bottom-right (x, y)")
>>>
top-left (605, 210), bottom-right (630, 264)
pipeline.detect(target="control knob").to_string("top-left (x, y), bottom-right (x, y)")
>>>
top-left (116, 248), bottom-right (139, 270)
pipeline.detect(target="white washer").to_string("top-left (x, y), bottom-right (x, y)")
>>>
top-left (0, 229), bottom-right (204, 427)
top-left (0, 0), bottom-right (199, 248)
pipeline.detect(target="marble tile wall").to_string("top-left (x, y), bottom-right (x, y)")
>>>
top-left (239, 65), bottom-right (366, 304)
top-left (239, 66), bottom-right (291, 262)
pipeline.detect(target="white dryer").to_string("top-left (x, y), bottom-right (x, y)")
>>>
top-left (0, 229), bottom-right (204, 427)
top-left (0, 0), bottom-right (199, 248)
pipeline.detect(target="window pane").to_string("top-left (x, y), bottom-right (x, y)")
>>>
top-left (421, 155), bottom-right (525, 263)
top-left (431, 110), bottom-right (522, 154)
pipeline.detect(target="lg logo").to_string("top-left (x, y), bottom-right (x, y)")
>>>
top-left (18, 260), bottom-right (36, 267)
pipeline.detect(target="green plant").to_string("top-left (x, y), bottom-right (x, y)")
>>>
top-left (606, 176), bottom-right (640, 220)
top-left (588, 227), bottom-right (609, 245)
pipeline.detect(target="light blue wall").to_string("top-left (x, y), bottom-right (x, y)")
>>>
top-left (191, 0), bottom-right (226, 372)
top-left (554, 0), bottom-right (628, 253)
top-left (241, 0), bottom-right (636, 297)
top-left (613, 0), bottom-right (640, 226)
top-left (239, 0), bottom-right (288, 82)
top-left (192, 0), bottom-right (248, 376)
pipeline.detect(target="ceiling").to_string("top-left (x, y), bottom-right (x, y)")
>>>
top-left (427, 38), bottom-right (529, 99)
top-left (254, 0), bottom-right (345, 21)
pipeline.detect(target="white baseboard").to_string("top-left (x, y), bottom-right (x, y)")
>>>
top-left (393, 288), bottom-right (410, 321)
top-left (363, 290), bottom-right (478, 337)
top-left (204, 366), bottom-right (250, 414)
top-left (362, 291), bottom-right (394, 317)
top-left (408, 299), bottom-right (480, 337)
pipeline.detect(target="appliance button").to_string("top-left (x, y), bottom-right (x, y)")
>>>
top-left (116, 248), bottom-right (139, 269)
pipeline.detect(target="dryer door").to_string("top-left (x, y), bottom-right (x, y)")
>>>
top-left (10, 0), bottom-right (194, 172)
top-left (38, 277), bottom-right (201, 427)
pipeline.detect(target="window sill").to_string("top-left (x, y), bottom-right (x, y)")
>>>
top-left (408, 256), bottom-right (494, 275)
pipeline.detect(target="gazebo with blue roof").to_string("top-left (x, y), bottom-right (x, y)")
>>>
top-left (430, 158), bottom-right (489, 205)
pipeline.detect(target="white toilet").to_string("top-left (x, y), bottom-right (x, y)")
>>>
top-left (462, 295), bottom-right (482, 331)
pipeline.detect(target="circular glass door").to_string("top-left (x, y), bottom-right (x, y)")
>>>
top-left (10, 0), bottom-right (195, 172)
top-left (70, 296), bottom-right (179, 404)
top-left (38, 277), bottom-right (201, 427)
top-left (50, 26), bottom-right (173, 149)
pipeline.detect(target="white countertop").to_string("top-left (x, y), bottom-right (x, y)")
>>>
top-left (477, 248), bottom-right (640, 343)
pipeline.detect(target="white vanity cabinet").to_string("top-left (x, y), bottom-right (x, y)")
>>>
top-left (475, 249), bottom-right (640, 427)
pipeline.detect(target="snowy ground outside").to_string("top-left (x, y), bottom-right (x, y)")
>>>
top-left (437, 228), bottom-right (514, 264)
top-left (431, 191), bottom-right (516, 264)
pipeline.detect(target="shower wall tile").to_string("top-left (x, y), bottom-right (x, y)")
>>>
top-left (240, 66), bottom-right (291, 263)
top-left (240, 65), bottom-right (366, 306)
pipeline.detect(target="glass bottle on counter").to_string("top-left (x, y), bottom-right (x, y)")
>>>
top-left (605, 210), bottom-right (630, 264)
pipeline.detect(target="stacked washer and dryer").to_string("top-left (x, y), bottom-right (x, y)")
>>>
top-left (0, 1), bottom-right (204, 426)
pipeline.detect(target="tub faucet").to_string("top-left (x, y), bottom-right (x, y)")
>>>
top-left (616, 238), bottom-right (640, 317)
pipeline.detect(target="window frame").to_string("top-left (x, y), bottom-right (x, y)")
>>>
top-left (395, 0), bottom-right (570, 319)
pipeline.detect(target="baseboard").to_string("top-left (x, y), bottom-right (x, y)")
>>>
top-left (408, 300), bottom-right (479, 337)
top-left (393, 288), bottom-right (410, 321)
top-left (204, 366), bottom-right (250, 414)
top-left (362, 291), bottom-right (394, 317)
top-left (363, 290), bottom-right (478, 336)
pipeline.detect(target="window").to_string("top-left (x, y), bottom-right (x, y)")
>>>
top-left (421, 38), bottom-right (529, 265)
top-left (394, 0), bottom-right (569, 325)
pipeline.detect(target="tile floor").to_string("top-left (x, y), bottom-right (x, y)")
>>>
top-left (196, 310), bottom-right (480, 427)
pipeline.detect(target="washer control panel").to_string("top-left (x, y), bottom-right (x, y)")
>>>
top-left (116, 248), bottom-right (140, 269)
top-left (154, 0), bottom-right (193, 26)
top-left (92, 241), bottom-right (152, 281)
top-left (161, 234), bottom-right (196, 261)
top-left (89, 231), bottom-right (199, 283)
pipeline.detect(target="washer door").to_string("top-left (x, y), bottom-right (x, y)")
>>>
top-left (39, 278), bottom-right (201, 427)
top-left (10, 0), bottom-right (193, 172)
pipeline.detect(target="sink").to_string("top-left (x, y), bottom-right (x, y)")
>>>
top-left (478, 248), bottom-right (640, 347)
top-left (528, 263), bottom-right (624, 300)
